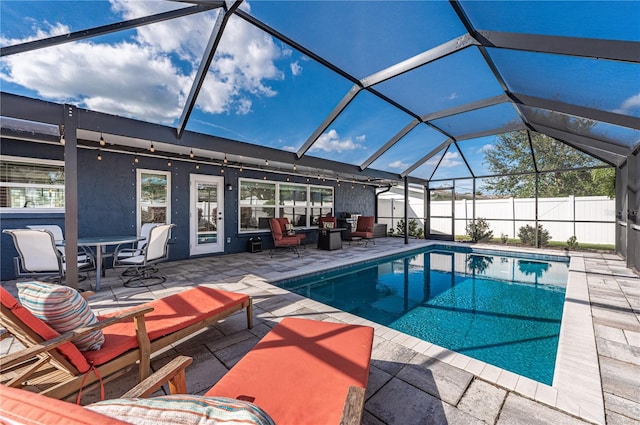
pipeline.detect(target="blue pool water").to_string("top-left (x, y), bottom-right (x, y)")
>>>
top-left (277, 246), bottom-right (569, 385)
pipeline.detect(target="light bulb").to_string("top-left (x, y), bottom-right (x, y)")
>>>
top-left (189, 149), bottom-right (194, 159)
top-left (224, 154), bottom-right (228, 164)
top-left (99, 133), bottom-right (105, 146)
top-left (150, 143), bottom-right (155, 153)
top-left (97, 152), bottom-right (102, 161)
top-left (134, 156), bottom-right (139, 164)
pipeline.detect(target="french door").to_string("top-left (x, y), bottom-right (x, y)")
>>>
top-left (190, 175), bottom-right (224, 255)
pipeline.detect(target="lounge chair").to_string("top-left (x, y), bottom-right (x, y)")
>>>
top-left (207, 317), bottom-right (374, 424)
top-left (0, 317), bottom-right (374, 425)
top-left (0, 284), bottom-right (252, 400)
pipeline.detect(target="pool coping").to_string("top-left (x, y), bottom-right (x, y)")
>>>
top-left (268, 241), bottom-right (605, 424)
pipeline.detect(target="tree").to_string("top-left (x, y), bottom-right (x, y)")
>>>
top-left (482, 131), bottom-right (614, 198)
top-left (591, 168), bottom-right (616, 198)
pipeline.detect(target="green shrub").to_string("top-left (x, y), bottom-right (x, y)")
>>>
top-left (518, 224), bottom-right (551, 246)
top-left (395, 219), bottom-right (423, 239)
top-left (466, 218), bottom-right (493, 242)
top-left (567, 236), bottom-right (579, 250)
top-left (500, 233), bottom-right (508, 244)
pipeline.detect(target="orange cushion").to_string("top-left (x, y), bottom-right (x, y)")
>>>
top-left (0, 385), bottom-right (128, 425)
top-left (355, 216), bottom-right (374, 232)
top-left (0, 287), bottom-right (90, 373)
top-left (205, 317), bottom-right (373, 425)
top-left (85, 287), bottom-right (248, 365)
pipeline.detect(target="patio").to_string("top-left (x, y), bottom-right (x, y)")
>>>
top-left (2, 239), bottom-right (638, 425)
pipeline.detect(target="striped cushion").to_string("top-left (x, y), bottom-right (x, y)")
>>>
top-left (17, 281), bottom-right (104, 351)
top-left (87, 395), bottom-right (275, 425)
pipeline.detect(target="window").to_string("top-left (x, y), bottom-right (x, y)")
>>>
top-left (239, 178), bottom-right (333, 232)
top-left (0, 156), bottom-right (65, 210)
top-left (137, 169), bottom-right (171, 229)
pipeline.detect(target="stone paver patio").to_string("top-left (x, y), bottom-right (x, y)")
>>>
top-left (2, 238), bottom-right (638, 424)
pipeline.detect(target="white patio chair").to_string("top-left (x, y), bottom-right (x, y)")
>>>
top-left (115, 223), bottom-right (158, 276)
top-left (3, 229), bottom-right (93, 282)
top-left (113, 224), bottom-right (175, 287)
top-left (25, 224), bottom-right (95, 266)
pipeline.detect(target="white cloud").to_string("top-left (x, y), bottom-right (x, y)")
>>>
top-left (0, 0), bottom-right (286, 124)
top-left (427, 152), bottom-right (461, 168)
top-left (290, 61), bottom-right (302, 76)
top-left (310, 129), bottom-right (363, 153)
top-left (388, 160), bottom-right (409, 169)
top-left (613, 92), bottom-right (640, 115)
top-left (447, 92), bottom-right (458, 101)
top-left (479, 144), bottom-right (494, 153)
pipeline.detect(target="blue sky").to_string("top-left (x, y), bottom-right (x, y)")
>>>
top-left (1, 1), bottom-right (638, 178)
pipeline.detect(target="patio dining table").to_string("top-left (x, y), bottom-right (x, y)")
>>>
top-left (64, 236), bottom-right (143, 291)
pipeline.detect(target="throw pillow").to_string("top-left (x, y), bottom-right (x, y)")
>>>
top-left (17, 281), bottom-right (104, 351)
top-left (87, 395), bottom-right (275, 425)
top-left (284, 223), bottom-right (295, 236)
top-left (324, 222), bottom-right (334, 229)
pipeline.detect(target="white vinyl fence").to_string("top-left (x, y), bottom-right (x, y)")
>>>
top-left (378, 195), bottom-right (615, 245)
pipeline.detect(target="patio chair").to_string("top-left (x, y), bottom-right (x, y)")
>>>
top-left (0, 284), bottom-right (252, 401)
top-left (26, 224), bottom-right (95, 268)
top-left (115, 223), bottom-right (158, 277)
top-left (269, 218), bottom-right (300, 258)
top-left (319, 216), bottom-right (337, 229)
top-left (349, 216), bottom-right (376, 246)
top-left (112, 224), bottom-right (175, 287)
top-left (3, 229), bottom-right (94, 282)
top-left (275, 217), bottom-right (306, 245)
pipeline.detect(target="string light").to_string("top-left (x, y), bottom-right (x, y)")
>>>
top-left (134, 156), bottom-right (139, 164)
top-left (189, 149), bottom-right (194, 159)
top-left (224, 154), bottom-right (228, 164)
top-left (286, 176), bottom-right (290, 182)
top-left (150, 143), bottom-right (155, 153)
top-left (265, 159), bottom-right (269, 166)
top-left (195, 163), bottom-right (200, 170)
top-left (293, 164), bottom-right (297, 172)
top-left (167, 159), bottom-right (171, 167)
top-left (221, 167), bottom-right (225, 173)
top-left (97, 151), bottom-right (102, 161)
top-left (60, 134), bottom-right (65, 145)
top-left (263, 175), bottom-right (267, 180)
top-left (99, 132), bottom-right (105, 146)
top-left (239, 164), bottom-right (243, 172)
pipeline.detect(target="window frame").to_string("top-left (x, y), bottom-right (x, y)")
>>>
top-left (136, 168), bottom-right (172, 230)
top-left (0, 155), bottom-right (65, 213)
top-left (238, 178), bottom-right (334, 234)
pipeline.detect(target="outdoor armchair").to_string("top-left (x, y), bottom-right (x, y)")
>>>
top-left (349, 216), bottom-right (376, 246)
top-left (3, 228), bottom-right (94, 282)
top-left (268, 218), bottom-right (300, 258)
top-left (112, 223), bottom-right (175, 287)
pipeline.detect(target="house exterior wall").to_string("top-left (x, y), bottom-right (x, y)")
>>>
top-left (0, 139), bottom-right (373, 280)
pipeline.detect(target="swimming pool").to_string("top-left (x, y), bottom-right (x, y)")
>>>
top-left (277, 246), bottom-right (569, 385)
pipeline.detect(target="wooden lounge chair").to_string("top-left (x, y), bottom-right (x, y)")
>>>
top-left (1, 318), bottom-right (374, 425)
top-left (0, 285), bottom-right (252, 400)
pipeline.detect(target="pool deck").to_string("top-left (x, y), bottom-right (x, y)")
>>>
top-left (2, 238), bottom-right (638, 424)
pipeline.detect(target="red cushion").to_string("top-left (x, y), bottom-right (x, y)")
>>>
top-left (85, 287), bottom-right (248, 365)
top-left (0, 287), bottom-right (90, 373)
top-left (269, 218), bottom-right (283, 241)
top-left (0, 384), bottom-right (128, 425)
top-left (350, 231), bottom-right (374, 239)
top-left (355, 216), bottom-right (374, 232)
top-left (205, 317), bottom-right (373, 425)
